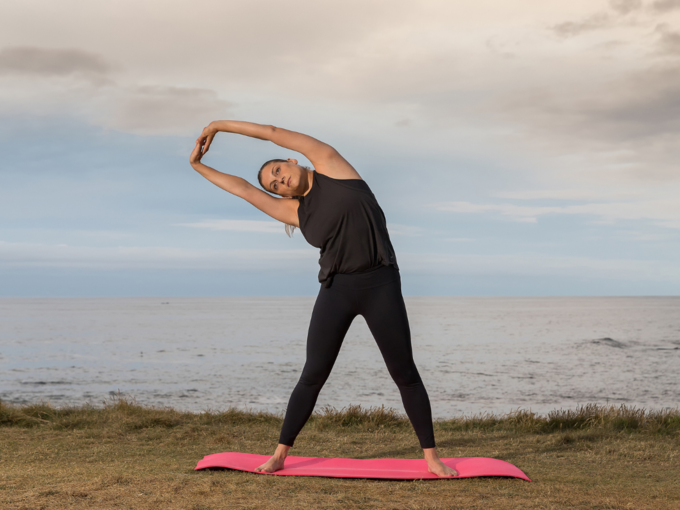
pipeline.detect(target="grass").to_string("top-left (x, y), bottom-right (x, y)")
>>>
top-left (1, 398), bottom-right (679, 509)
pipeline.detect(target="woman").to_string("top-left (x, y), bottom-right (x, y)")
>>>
top-left (190, 120), bottom-right (457, 477)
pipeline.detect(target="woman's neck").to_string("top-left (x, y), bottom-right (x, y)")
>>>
top-left (302, 169), bottom-right (314, 196)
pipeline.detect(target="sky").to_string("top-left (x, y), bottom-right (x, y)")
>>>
top-left (0, 0), bottom-right (678, 296)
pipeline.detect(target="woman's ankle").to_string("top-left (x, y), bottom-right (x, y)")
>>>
top-left (422, 447), bottom-right (439, 460)
top-left (274, 443), bottom-right (291, 458)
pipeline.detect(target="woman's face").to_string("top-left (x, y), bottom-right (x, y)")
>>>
top-left (263, 159), bottom-right (307, 197)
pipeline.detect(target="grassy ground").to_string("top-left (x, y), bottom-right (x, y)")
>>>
top-left (1, 399), bottom-right (679, 510)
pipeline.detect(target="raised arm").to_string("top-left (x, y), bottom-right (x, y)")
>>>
top-left (197, 120), bottom-right (361, 180)
top-left (189, 141), bottom-right (299, 227)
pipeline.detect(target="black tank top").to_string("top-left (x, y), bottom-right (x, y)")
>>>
top-left (297, 171), bottom-right (398, 287)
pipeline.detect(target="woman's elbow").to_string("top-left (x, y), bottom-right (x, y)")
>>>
top-left (261, 124), bottom-right (276, 140)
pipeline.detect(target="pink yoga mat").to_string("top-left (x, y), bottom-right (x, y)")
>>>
top-left (195, 452), bottom-right (530, 481)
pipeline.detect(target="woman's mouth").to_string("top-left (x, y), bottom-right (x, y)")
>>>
top-left (287, 177), bottom-right (291, 187)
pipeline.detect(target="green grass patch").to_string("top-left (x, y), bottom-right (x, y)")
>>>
top-left (3, 397), bottom-right (678, 435)
top-left (2, 398), bottom-right (679, 509)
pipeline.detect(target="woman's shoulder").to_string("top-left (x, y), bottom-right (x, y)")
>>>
top-left (315, 171), bottom-right (372, 193)
top-left (312, 149), bottom-right (363, 180)
top-left (315, 171), bottom-right (363, 182)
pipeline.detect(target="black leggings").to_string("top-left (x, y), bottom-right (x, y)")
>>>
top-left (278, 265), bottom-right (436, 449)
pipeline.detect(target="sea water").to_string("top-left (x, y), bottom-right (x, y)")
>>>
top-left (1, 297), bottom-right (678, 418)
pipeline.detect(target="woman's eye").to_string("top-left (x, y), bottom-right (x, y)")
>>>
top-left (275, 168), bottom-right (279, 175)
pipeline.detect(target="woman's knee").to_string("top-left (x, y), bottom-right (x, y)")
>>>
top-left (388, 363), bottom-right (422, 387)
top-left (298, 366), bottom-right (332, 388)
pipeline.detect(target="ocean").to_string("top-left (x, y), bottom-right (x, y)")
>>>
top-left (1, 297), bottom-right (678, 418)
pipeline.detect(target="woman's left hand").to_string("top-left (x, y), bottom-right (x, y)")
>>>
top-left (196, 123), bottom-right (218, 156)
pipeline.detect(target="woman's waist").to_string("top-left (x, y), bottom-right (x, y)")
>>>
top-left (326, 263), bottom-right (399, 289)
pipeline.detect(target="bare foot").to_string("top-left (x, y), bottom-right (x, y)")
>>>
top-left (427, 458), bottom-right (458, 477)
top-left (254, 444), bottom-right (291, 474)
top-left (423, 447), bottom-right (458, 477)
top-left (254, 455), bottom-right (286, 473)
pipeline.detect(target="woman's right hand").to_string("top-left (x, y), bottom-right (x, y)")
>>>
top-left (189, 140), bottom-right (205, 167)
top-left (196, 122), bottom-right (218, 156)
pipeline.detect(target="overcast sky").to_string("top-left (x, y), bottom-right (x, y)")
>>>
top-left (1, 0), bottom-right (678, 296)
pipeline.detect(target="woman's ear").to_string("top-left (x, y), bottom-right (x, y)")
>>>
top-left (287, 158), bottom-right (298, 165)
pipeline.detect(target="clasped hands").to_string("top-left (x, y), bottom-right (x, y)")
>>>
top-left (190, 122), bottom-right (218, 166)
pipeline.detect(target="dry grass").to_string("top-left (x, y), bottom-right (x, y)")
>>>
top-left (1, 398), bottom-right (679, 509)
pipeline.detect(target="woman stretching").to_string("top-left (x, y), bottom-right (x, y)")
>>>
top-left (190, 121), bottom-right (457, 477)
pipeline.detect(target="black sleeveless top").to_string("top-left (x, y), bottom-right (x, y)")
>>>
top-left (297, 171), bottom-right (398, 287)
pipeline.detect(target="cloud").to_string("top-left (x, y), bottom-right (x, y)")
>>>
top-left (432, 199), bottom-right (680, 228)
top-left (0, 44), bottom-right (231, 135)
top-left (0, 241), bottom-right (317, 269)
top-left (3, 241), bottom-right (676, 285)
top-left (610, 0), bottom-right (643, 15)
top-left (560, 68), bottom-right (680, 140)
top-left (387, 223), bottom-right (423, 236)
top-left (488, 59), bottom-right (680, 186)
top-left (176, 219), bottom-right (285, 234)
top-left (398, 251), bottom-right (680, 281)
top-left (0, 3), bottom-right (521, 108)
top-left (656, 26), bottom-right (680, 55)
top-left (98, 85), bottom-right (233, 136)
top-left (433, 201), bottom-right (544, 223)
top-left (616, 229), bottom-right (677, 241)
top-left (0, 1), bottom-right (677, 297)
top-left (550, 1), bottom-right (642, 39)
top-left (0, 46), bottom-right (110, 79)
top-left (552, 13), bottom-right (612, 38)
top-left (179, 219), bottom-right (424, 238)
top-left (651, 0), bottom-right (680, 13)
top-left (492, 189), bottom-right (644, 201)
